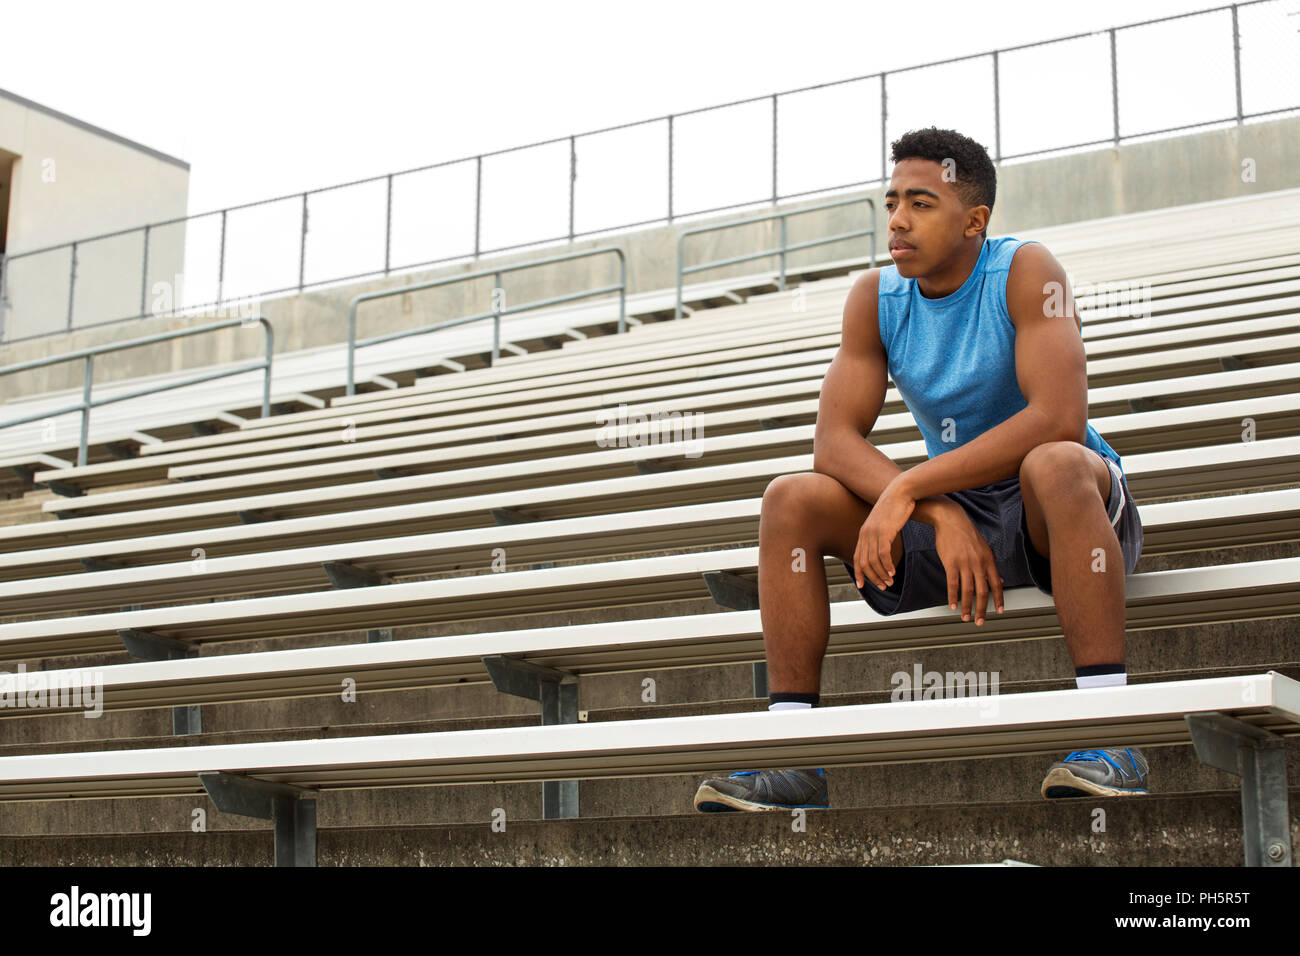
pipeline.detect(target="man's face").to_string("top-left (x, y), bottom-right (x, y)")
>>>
top-left (884, 158), bottom-right (980, 276)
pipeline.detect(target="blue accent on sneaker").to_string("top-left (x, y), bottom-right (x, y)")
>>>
top-left (694, 768), bottom-right (830, 812)
top-left (1064, 748), bottom-right (1139, 777)
top-left (1043, 746), bottom-right (1150, 797)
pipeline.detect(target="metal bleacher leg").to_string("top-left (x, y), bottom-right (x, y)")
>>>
top-left (117, 626), bottom-right (202, 735)
top-left (199, 771), bottom-right (317, 867)
top-left (1185, 712), bottom-right (1292, 867)
top-left (482, 655), bottom-right (579, 820)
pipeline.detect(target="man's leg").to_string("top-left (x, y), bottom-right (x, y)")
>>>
top-left (758, 472), bottom-right (904, 695)
top-left (1017, 442), bottom-right (1123, 667)
top-left (1020, 443), bottom-right (1150, 797)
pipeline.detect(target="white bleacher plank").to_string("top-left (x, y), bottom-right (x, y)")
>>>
top-left (0, 673), bottom-right (1295, 798)
top-left (4, 486), bottom-right (1299, 617)
top-left (1, 539), bottom-right (1298, 660)
top-left (15, 427), bottom-right (1300, 554)
top-left (37, 386), bottom-right (1300, 516)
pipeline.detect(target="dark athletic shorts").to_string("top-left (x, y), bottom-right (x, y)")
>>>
top-left (843, 450), bottom-right (1143, 617)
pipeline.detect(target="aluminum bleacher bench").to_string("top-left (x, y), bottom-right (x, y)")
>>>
top-left (32, 295), bottom-right (1300, 492)
top-left (2, 484), bottom-right (1298, 617)
top-left (5, 433), bottom-right (1300, 559)
top-left (2, 531), bottom-right (1298, 661)
top-left (34, 385), bottom-right (1300, 516)
top-left (27, 291), bottom-right (1300, 496)
top-left (0, 673), bottom-right (1294, 866)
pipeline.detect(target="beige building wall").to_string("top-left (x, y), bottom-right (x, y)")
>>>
top-left (0, 87), bottom-right (190, 341)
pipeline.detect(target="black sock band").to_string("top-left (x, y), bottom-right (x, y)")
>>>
top-left (1075, 663), bottom-right (1126, 678)
top-left (770, 691), bottom-right (819, 707)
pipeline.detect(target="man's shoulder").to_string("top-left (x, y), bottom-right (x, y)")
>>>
top-left (1001, 237), bottom-right (1060, 277)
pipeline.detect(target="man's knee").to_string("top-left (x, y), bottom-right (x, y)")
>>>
top-left (761, 472), bottom-right (840, 519)
top-left (1020, 441), bottom-right (1102, 503)
top-left (761, 471), bottom-right (903, 566)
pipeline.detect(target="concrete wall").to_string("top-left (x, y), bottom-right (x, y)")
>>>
top-left (3, 113), bottom-right (1297, 401)
top-left (0, 87), bottom-right (190, 341)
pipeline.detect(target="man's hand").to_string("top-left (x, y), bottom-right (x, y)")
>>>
top-left (855, 477), bottom-right (1007, 626)
top-left (854, 475), bottom-right (916, 593)
top-left (932, 510), bottom-right (1005, 626)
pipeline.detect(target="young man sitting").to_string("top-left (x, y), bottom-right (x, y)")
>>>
top-left (694, 126), bottom-right (1147, 813)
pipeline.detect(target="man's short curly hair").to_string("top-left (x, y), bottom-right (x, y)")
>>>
top-left (889, 127), bottom-right (997, 238)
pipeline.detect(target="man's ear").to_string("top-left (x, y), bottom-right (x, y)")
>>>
top-left (964, 205), bottom-right (991, 239)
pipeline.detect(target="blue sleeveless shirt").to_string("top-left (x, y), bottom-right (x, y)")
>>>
top-left (877, 236), bottom-right (1121, 474)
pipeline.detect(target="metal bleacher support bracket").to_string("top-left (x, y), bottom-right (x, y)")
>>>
top-left (117, 626), bottom-right (202, 735)
top-left (321, 561), bottom-right (394, 642)
top-left (702, 569), bottom-right (759, 611)
top-left (700, 572), bottom-right (766, 697)
top-left (1185, 711), bottom-right (1292, 867)
top-left (199, 771), bottom-right (317, 868)
top-left (482, 655), bottom-right (579, 820)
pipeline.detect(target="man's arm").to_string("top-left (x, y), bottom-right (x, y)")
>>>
top-left (813, 269), bottom-right (963, 527)
top-left (897, 241), bottom-right (1090, 502)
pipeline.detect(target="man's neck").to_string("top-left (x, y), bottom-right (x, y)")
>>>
top-left (916, 238), bottom-right (984, 299)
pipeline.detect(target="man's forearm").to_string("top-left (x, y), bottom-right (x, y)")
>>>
top-left (815, 434), bottom-right (962, 527)
top-left (899, 405), bottom-right (1071, 502)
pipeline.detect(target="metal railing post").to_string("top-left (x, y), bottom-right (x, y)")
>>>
top-left (384, 174), bottom-right (394, 275)
top-left (474, 156), bottom-right (483, 259)
top-left (297, 192), bottom-right (309, 292)
top-left (675, 239), bottom-right (684, 321)
top-left (617, 253), bottom-right (627, 335)
top-left (261, 318), bottom-right (274, 418)
top-left (347, 297), bottom-right (359, 397)
top-left (666, 115), bottom-right (674, 223)
top-left (492, 270), bottom-right (502, 363)
top-left (0, 253), bottom-right (8, 343)
top-left (992, 51), bottom-right (1002, 164)
top-left (568, 136), bottom-right (577, 242)
top-left (67, 242), bottom-right (77, 332)
top-left (217, 209), bottom-right (228, 304)
top-left (79, 354), bottom-right (93, 467)
top-left (778, 216), bottom-right (787, 291)
top-left (140, 225), bottom-right (152, 317)
top-left (771, 94), bottom-right (779, 205)
top-left (1110, 28), bottom-right (1121, 147)
top-left (1231, 4), bottom-right (1244, 126)
top-left (880, 72), bottom-right (888, 183)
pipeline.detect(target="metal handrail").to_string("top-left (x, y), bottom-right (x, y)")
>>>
top-left (2, 1), bottom-right (1287, 344)
top-left (675, 197), bottom-right (876, 319)
top-left (0, 317), bottom-right (274, 468)
top-left (346, 246), bottom-right (626, 395)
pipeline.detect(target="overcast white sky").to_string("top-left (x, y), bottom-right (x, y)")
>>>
top-left (6, 0), bottom-right (1273, 213)
top-left (2, 0), bottom-right (1295, 316)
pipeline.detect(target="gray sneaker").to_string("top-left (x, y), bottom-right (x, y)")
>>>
top-left (694, 768), bottom-right (829, 812)
top-left (1041, 747), bottom-right (1150, 798)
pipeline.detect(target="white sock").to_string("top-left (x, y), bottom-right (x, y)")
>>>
top-left (768, 701), bottom-right (813, 712)
top-left (1076, 672), bottom-right (1127, 689)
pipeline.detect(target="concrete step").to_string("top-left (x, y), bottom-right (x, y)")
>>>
top-left (1, 789), bottom-right (1294, 866)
